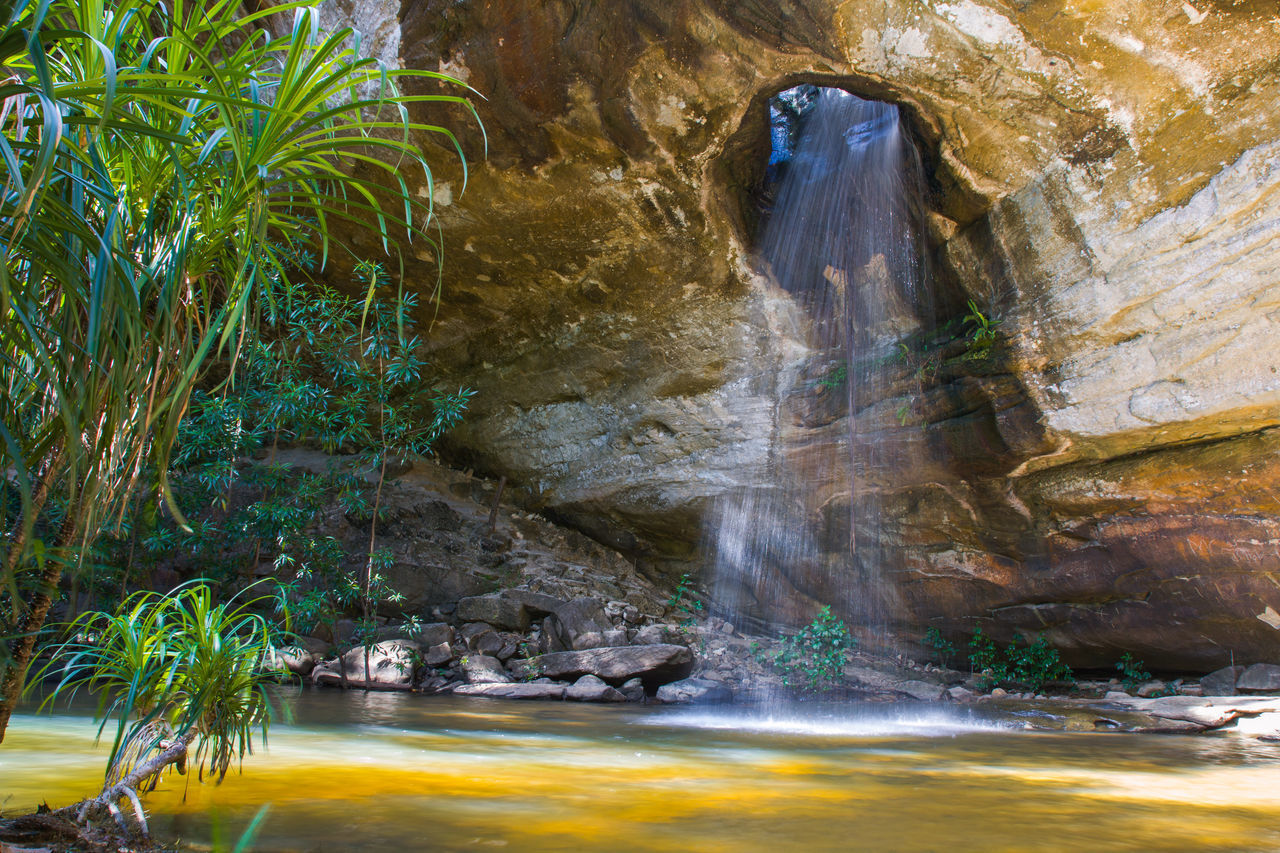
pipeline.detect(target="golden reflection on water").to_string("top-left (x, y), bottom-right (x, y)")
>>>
top-left (4, 691), bottom-right (1280, 852)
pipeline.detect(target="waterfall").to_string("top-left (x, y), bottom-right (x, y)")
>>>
top-left (709, 86), bottom-right (930, 648)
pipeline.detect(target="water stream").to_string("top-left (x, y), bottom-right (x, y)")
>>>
top-left (5, 690), bottom-right (1280, 851)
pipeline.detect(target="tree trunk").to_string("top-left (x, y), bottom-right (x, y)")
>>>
top-left (0, 495), bottom-right (76, 744)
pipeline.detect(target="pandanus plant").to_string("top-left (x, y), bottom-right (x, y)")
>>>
top-left (35, 582), bottom-right (281, 836)
top-left (0, 0), bottom-right (481, 740)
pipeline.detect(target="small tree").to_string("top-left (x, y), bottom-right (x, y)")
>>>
top-left (36, 582), bottom-right (279, 836)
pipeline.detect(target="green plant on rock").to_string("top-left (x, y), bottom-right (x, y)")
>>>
top-left (34, 582), bottom-right (281, 835)
top-left (961, 299), bottom-right (1001, 361)
top-left (664, 573), bottom-right (706, 650)
top-left (813, 363), bottom-right (848, 391)
top-left (967, 628), bottom-right (1073, 693)
top-left (769, 606), bottom-right (855, 692)
top-left (667, 573), bottom-right (705, 627)
top-left (923, 626), bottom-right (956, 668)
top-left (1115, 652), bottom-right (1152, 692)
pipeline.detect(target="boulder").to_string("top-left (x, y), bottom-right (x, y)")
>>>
top-left (654, 678), bottom-right (733, 705)
top-left (452, 682), bottom-right (566, 700)
top-left (456, 595), bottom-right (529, 632)
top-left (459, 622), bottom-right (495, 644)
top-left (500, 589), bottom-right (566, 619)
top-left (531, 644), bottom-right (694, 688)
top-left (268, 645), bottom-right (318, 677)
top-left (462, 654), bottom-right (512, 684)
top-left (1237, 664), bottom-right (1280, 693)
top-left (1200, 666), bottom-right (1243, 697)
top-left (565, 674), bottom-right (626, 702)
top-left (424, 642), bottom-right (454, 667)
top-left (415, 622), bottom-right (455, 648)
top-left (475, 631), bottom-right (505, 657)
top-left (549, 598), bottom-right (610, 651)
top-left (894, 680), bottom-right (946, 702)
top-left (312, 641), bottom-right (418, 690)
top-left (571, 631), bottom-right (607, 651)
top-left (619, 678), bottom-right (646, 702)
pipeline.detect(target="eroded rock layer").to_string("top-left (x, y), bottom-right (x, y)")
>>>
top-left (321, 0), bottom-right (1280, 668)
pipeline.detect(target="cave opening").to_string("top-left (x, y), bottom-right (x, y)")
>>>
top-left (717, 79), bottom-right (987, 329)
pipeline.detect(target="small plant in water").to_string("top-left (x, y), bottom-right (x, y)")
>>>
top-left (1115, 652), bottom-right (1152, 692)
top-left (35, 582), bottom-right (281, 835)
top-left (768, 606), bottom-right (855, 693)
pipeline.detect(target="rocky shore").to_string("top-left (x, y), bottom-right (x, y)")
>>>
top-left (253, 454), bottom-right (1280, 739)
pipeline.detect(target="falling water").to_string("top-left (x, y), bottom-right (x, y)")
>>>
top-left (709, 86), bottom-right (930, 647)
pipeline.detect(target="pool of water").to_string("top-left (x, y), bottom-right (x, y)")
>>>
top-left (4, 688), bottom-right (1280, 851)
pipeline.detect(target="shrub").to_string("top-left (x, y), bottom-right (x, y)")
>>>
top-left (0, 0), bottom-right (480, 740)
top-left (766, 606), bottom-right (855, 692)
top-left (1115, 652), bottom-right (1152, 692)
top-left (968, 628), bottom-right (1073, 693)
top-left (923, 626), bottom-right (956, 668)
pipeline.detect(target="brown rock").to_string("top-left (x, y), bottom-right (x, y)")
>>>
top-left (1201, 666), bottom-right (1243, 697)
top-left (1237, 664), bottom-right (1280, 693)
top-left (565, 674), bottom-right (626, 702)
top-left (457, 595), bottom-right (530, 632)
top-left (313, 642), bottom-right (418, 690)
top-left (532, 644), bottom-right (694, 687)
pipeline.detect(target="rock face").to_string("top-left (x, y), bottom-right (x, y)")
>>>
top-left (317, 0), bottom-right (1280, 668)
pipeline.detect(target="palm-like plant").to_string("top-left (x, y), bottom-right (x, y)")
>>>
top-left (0, 0), bottom-right (480, 739)
top-left (37, 582), bottom-right (280, 835)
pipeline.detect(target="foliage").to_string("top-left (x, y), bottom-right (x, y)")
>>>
top-left (36, 582), bottom-right (281, 787)
top-left (1115, 652), bottom-right (1152, 692)
top-left (0, 0), bottom-right (480, 738)
top-left (813, 363), bottom-right (847, 390)
top-left (667, 573), bottom-right (704, 622)
top-left (961, 299), bottom-right (1001, 360)
top-left (923, 626), bottom-right (956, 668)
top-left (765, 606), bottom-right (854, 692)
top-left (109, 262), bottom-right (473, 649)
top-left (666, 572), bottom-right (705, 647)
top-left (967, 628), bottom-right (1073, 693)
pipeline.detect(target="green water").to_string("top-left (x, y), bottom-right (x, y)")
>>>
top-left (4, 689), bottom-right (1280, 851)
